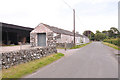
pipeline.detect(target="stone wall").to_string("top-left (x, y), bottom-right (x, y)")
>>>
top-left (56, 43), bottom-right (74, 48)
top-left (30, 33), bottom-right (37, 47)
top-left (1, 47), bottom-right (57, 69)
top-left (47, 32), bottom-right (56, 47)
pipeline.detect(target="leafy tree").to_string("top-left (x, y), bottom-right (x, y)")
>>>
top-left (83, 27), bottom-right (120, 41)
top-left (83, 30), bottom-right (91, 37)
top-left (102, 30), bottom-right (108, 34)
top-left (95, 33), bottom-right (106, 41)
top-left (108, 30), bottom-right (114, 38)
top-left (96, 30), bottom-right (101, 33)
top-left (89, 32), bottom-right (95, 41)
top-left (110, 27), bottom-right (120, 38)
top-left (83, 30), bottom-right (95, 40)
top-left (110, 27), bottom-right (119, 34)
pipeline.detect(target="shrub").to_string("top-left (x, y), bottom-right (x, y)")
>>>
top-left (103, 38), bottom-right (120, 47)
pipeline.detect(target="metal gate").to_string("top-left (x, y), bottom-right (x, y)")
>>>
top-left (37, 33), bottom-right (46, 46)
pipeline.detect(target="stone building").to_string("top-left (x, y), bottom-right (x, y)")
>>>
top-left (30, 23), bottom-right (84, 48)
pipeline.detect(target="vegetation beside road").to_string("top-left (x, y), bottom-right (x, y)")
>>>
top-left (103, 38), bottom-right (120, 47)
top-left (2, 53), bottom-right (64, 79)
top-left (83, 27), bottom-right (120, 50)
top-left (102, 42), bottom-right (120, 50)
top-left (83, 27), bottom-right (120, 41)
top-left (102, 38), bottom-right (120, 50)
top-left (70, 42), bottom-right (91, 49)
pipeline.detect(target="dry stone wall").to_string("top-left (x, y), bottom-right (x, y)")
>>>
top-left (30, 33), bottom-right (37, 47)
top-left (1, 47), bottom-right (57, 69)
top-left (47, 32), bottom-right (56, 47)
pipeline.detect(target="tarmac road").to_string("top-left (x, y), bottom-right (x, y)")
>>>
top-left (25, 42), bottom-right (118, 78)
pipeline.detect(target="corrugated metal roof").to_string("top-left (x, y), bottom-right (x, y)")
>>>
top-left (1, 22), bottom-right (33, 31)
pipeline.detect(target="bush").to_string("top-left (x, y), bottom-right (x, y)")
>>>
top-left (103, 38), bottom-right (120, 47)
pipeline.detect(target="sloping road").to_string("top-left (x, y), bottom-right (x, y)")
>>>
top-left (25, 42), bottom-right (118, 78)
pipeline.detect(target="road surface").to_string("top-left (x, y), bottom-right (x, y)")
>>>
top-left (25, 42), bottom-right (118, 78)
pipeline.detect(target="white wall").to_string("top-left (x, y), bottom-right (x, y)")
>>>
top-left (82, 37), bottom-right (90, 43)
top-left (56, 34), bottom-right (82, 45)
top-left (56, 34), bottom-right (73, 43)
top-left (75, 37), bottom-right (83, 45)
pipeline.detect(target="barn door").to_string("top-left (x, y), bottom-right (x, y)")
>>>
top-left (37, 33), bottom-right (46, 46)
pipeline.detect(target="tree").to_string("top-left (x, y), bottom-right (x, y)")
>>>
top-left (110, 27), bottom-right (120, 38)
top-left (107, 30), bottom-right (114, 38)
top-left (83, 30), bottom-right (91, 37)
top-left (83, 30), bottom-right (95, 40)
top-left (89, 32), bottom-right (95, 41)
top-left (96, 30), bottom-right (101, 33)
top-left (95, 33), bottom-right (106, 41)
top-left (102, 27), bottom-right (120, 38)
top-left (110, 27), bottom-right (119, 34)
top-left (102, 30), bottom-right (107, 34)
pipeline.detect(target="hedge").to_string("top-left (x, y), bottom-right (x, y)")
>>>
top-left (103, 38), bottom-right (120, 47)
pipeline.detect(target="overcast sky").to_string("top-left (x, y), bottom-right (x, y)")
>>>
top-left (0, 0), bottom-right (118, 34)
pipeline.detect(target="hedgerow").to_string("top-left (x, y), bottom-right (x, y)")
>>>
top-left (103, 38), bottom-right (120, 47)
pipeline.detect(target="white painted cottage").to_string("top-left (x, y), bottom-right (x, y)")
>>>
top-left (82, 35), bottom-right (90, 43)
top-left (30, 23), bottom-right (86, 47)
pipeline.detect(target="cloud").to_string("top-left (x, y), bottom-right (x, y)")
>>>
top-left (0, 0), bottom-right (118, 34)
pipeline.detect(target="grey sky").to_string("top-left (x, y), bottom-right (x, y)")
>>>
top-left (0, 0), bottom-right (118, 34)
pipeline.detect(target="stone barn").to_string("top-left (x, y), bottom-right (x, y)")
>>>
top-left (30, 23), bottom-right (83, 48)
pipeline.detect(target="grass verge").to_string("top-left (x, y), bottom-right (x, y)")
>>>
top-left (57, 47), bottom-right (66, 49)
top-left (70, 42), bottom-right (92, 49)
top-left (102, 42), bottom-right (120, 50)
top-left (2, 53), bottom-right (64, 79)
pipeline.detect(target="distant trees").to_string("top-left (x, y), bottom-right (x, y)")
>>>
top-left (109, 27), bottom-right (120, 38)
top-left (94, 32), bottom-right (106, 41)
top-left (83, 27), bottom-right (120, 41)
top-left (83, 30), bottom-right (95, 41)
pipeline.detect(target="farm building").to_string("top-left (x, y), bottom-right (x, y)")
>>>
top-left (1, 22), bottom-right (33, 46)
top-left (82, 35), bottom-right (90, 43)
top-left (30, 23), bottom-right (86, 48)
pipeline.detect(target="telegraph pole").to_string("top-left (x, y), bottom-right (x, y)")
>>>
top-left (73, 9), bottom-right (75, 46)
top-left (62, 0), bottom-right (76, 46)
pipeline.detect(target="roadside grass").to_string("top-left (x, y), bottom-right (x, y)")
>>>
top-left (70, 42), bottom-right (92, 49)
top-left (2, 53), bottom-right (64, 79)
top-left (57, 47), bottom-right (66, 49)
top-left (102, 42), bottom-right (120, 50)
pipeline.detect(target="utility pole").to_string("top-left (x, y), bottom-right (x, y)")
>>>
top-left (62, 0), bottom-right (76, 46)
top-left (73, 9), bottom-right (75, 46)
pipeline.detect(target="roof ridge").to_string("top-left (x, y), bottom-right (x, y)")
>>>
top-left (41, 23), bottom-right (82, 37)
top-left (42, 23), bottom-right (72, 32)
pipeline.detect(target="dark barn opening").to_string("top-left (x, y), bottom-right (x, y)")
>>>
top-left (1, 22), bottom-right (33, 46)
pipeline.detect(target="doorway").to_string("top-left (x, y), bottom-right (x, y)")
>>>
top-left (37, 33), bottom-right (46, 46)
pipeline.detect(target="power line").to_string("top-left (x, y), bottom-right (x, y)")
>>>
top-left (62, 0), bottom-right (87, 35)
top-left (75, 10), bottom-right (86, 27)
top-left (62, 0), bottom-right (85, 27)
top-left (62, 0), bottom-right (73, 10)
top-left (76, 14), bottom-right (85, 27)
top-left (62, 0), bottom-right (76, 46)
